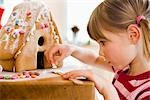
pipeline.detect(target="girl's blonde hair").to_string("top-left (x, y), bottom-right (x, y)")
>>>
top-left (87, 0), bottom-right (150, 60)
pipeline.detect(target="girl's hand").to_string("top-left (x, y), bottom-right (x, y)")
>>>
top-left (62, 69), bottom-right (105, 91)
top-left (61, 69), bottom-right (120, 100)
top-left (62, 69), bottom-right (94, 81)
top-left (45, 44), bottom-right (74, 64)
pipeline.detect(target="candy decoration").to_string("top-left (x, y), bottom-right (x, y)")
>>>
top-left (12, 12), bottom-right (17, 16)
top-left (13, 19), bottom-right (25, 28)
top-left (26, 11), bottom-right (32, 18)
top-left (39, 23), bottom-right (49, 29)
top-left (31, 74), bottom-right (37, 78)
top-left (0, 75), bottom-right (4, 79)
top-left (7, 27), bottom-right (11, 32)
top-left (25, 11), bottom-right (32, 22)
top-left (23, 71), bottom-right (29, 75)
top-left (0, 71), bottom-right (40, 80)
top-left (5, 27), bottom-right (13, 33)
top-left (12, 31), bottom-right (20, 39)
top-left (2, 34), bottom-right (9, 41)
top-left (40, 24), bottom-right (45, 29)
top-left (33, 72), bottom-right (40, 76)
top-left (44, 23), bottom-right (49, 28)
top-left (26, 37), bottom-right (30, 42)
top-left (40, 15), bottom-right (44, 20)
top-left (11, 75), bottom-right (18, 80)
top-left (19, 74), bottom-right (26, 78)
top-left (17, 73), bottom-right (22, 76)
top-left (11, 12), bottom-right (17, 21)
top-left (25, 75), bottom-right (30, 78)
top-left (4, 75), bottom-right (11, 80)
top-left (23, 71), bottom-right (30, 78)
top-left (15, 19), bottom-right (19, 26)
top-left (19, 30), bottom-right (25, 34)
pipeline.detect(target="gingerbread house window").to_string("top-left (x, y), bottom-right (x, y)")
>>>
top-left (38, 36), bottom-right (44, 46)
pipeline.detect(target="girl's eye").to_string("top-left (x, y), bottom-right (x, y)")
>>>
top-left (99, 41), bottom-right (105, 46)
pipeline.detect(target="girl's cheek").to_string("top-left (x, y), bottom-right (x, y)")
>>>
top-left (104, 48), bottom-right (115, 61)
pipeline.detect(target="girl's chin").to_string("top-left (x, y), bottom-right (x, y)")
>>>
top-left (109, 61), bottom-right (129, 70)
top-left (114, 64), bottom-right (128, 70)
top-left (108, 61), bottom-right (124, 68)
top-left (110, 62), bottom-right (121, 69)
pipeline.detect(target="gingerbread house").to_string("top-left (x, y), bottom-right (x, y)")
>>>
top-left (0, 1), bottom-right (62, 72)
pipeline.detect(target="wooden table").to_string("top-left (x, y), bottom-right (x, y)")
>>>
top-left (0, 72), bottom-right (95, 100)
top-left (0, 76), bottom-right (95, 100)
top-left (0, 56), bottom-right (95, 100)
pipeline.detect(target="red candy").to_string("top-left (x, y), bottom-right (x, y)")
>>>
top-left (40, 24), bottom-right (45, 29)
top-left (31, 74), bottom-right (37, 78)
top-left (44, 23), bottom-right (49, 28)
top-left (11, 75), bottom-right (18, 80)
top-left (0, 75), bottom-right (4, 79)
top-left (26, 11), bottom-right (31, 17)
top-left (19, 30), bottom-right (25, 34)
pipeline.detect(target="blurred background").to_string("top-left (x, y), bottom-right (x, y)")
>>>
top-left (0, 0), bottom-right (102, 45)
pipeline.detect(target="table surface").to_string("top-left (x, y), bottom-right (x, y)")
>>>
top-left (0, 56), bottom-right (96, 100)
top-left (0, 76), bottom-right (95, 100)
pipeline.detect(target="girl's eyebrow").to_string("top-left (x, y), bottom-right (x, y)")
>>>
top-left (97, 38), bottom-right (108, 43)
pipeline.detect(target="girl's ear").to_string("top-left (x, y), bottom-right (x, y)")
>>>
top-left (127, 24), bottom-right (140, 44)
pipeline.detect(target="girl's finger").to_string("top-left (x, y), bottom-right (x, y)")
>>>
top-left (44, 48), bottom-right (51, 64)
top-left (56, 53), bottom-right (66, 63)
top-left (62, 70), bottom-right (84, 79)
top-left (62, 71), bottom-right (75, 79)
top-left (44, 50), bottom-right (48, 62)
top-left (48, 47), bottom-right (59, 64)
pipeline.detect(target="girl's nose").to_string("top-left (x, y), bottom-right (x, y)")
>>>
top-left (99, 47), bottom-right (104, 56)
top-left (99, 47), bottom-right (106, 61)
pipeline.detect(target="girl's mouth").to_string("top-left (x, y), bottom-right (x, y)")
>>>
top-left (108, 61), bottom-right (115, 66)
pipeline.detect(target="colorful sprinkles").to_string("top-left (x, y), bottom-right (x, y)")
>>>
top-left (0, 71), bottom-right (40, 80)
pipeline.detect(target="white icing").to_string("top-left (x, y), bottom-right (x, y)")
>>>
top-left (52, 64), bottom-right (57, 69)
top-left (14, 50), bottom-right (21, 58)
top-left (26, 37), bottom-right (30, 42)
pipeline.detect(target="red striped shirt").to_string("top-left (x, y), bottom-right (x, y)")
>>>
top-left (112, 69), bottom-right (150, 100)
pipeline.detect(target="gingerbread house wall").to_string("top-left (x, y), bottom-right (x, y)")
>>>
top-left (15, 29), bottom-right (54, 72)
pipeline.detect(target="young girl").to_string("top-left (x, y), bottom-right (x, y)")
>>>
top-left (45, 0), bottom-right (150, 99)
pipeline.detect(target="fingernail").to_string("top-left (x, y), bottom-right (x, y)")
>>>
top-left (55, 61), bottom-right (58, 65)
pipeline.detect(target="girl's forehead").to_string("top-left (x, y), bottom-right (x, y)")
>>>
top-left (99, 28), bottom-right (114, 39)
top-left (99, 29), bottom-right (127, 42)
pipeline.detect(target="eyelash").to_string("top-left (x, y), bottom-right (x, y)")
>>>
top-left (99, 41), bottom-right (105, 46)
